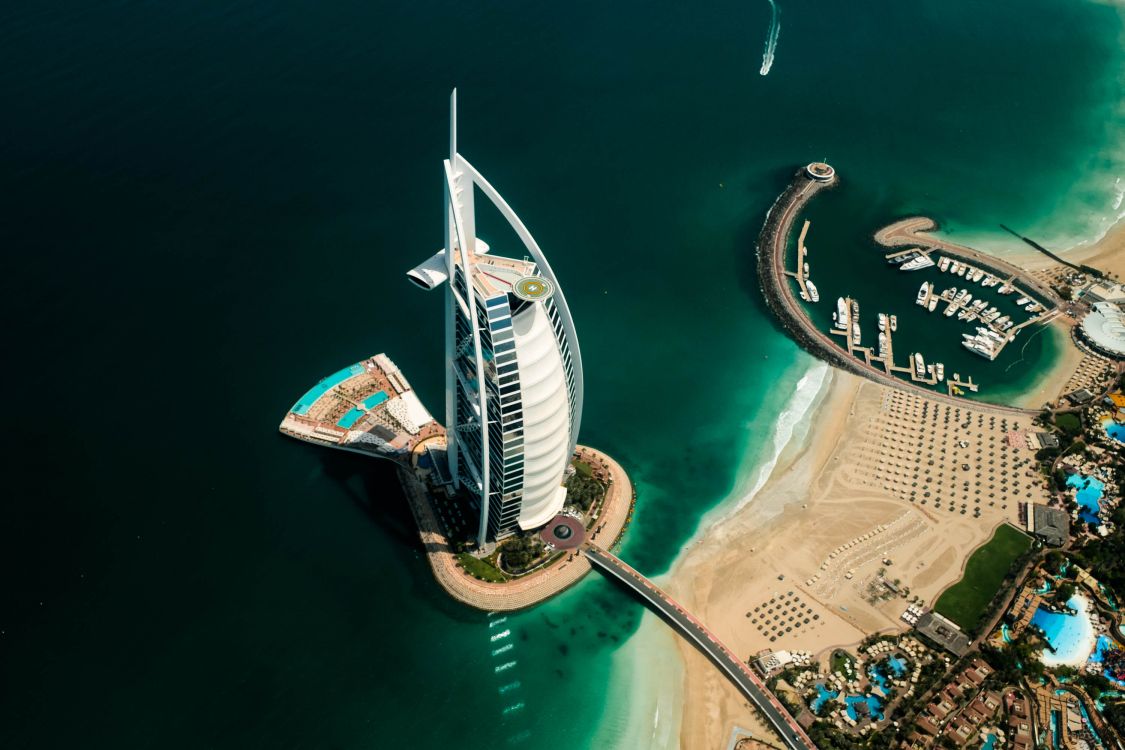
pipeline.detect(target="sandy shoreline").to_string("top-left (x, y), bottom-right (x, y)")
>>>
top-left (660, 217), bottom-right (1125, 749)
top-left (1009, 218), bottom-right (1125, 281)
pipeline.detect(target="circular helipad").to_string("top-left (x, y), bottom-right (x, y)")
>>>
top-left (540, 514), bottom-right (585, 549)
top-left (513, 275), bottom-right (554, 302)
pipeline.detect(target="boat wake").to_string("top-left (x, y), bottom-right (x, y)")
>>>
top-left (759, 0), bottom-right (781, 76)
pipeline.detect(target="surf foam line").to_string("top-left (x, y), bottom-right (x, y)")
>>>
top-left (692, 360), bottom-right (831, 541)
top-left (759, 0), bottom-right (781, 76)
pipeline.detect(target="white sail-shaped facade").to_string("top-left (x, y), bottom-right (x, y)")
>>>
top-left (407, 91), bottom-right (583, 545)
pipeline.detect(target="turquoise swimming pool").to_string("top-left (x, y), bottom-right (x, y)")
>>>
top-left (810, 683), bottom-right (838, 713)
top-left (1031, 595), bottom-right (1095, 666)
top-left (1104, 419), bottom-right (1125, 444)
top-left (291, 363), bottom-right (365, 415)
top-left (845, 693), bottom-right (884, 722)
top-left (363, 391), bottom-right (388, 409)
top-left (1067, 473), bottom-right (1105, 525)
top-left (337, 408), bottom-right (365, 429)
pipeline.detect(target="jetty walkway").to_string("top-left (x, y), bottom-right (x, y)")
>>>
top-left (875, 217), bottom-right (1062, 307)
top-left (756, 166), bottom-right (1037, 417)
top-left (584, 544), bottom-right (815, 750)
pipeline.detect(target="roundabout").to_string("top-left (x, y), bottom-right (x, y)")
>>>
top-left (540, 514), bottom-right (585, 550)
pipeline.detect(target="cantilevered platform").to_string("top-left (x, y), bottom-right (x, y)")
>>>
top-left (278, 353), bottom-right (442, 462)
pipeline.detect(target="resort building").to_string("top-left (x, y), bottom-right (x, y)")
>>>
top-left (1025, 504), bottom-right (1070, 547)
top-left (1080, 280), bottom-right (1125, 305)
top-left (408, 91), bottom-right (583, 546)
top-left (1077, 301), bottom-right (1125, 359)
top-left (913, 611), bottom-right (971, 657)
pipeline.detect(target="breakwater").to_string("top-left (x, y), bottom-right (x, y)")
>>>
top-left (756, 166), bottom-right (1035, 416)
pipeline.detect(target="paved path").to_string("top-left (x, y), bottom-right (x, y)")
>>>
top-left (583, 544), bottom-right (817, 750)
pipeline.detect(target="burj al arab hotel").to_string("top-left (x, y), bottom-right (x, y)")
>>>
top-left (407, 91), bottom-right (583, 547)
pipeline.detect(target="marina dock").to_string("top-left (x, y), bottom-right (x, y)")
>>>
top-left (785, 219), bottom-right (815, 302)
top-left (755, 163), bottom-right (1036, 416)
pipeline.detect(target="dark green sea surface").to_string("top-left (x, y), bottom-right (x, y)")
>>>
top-left (1, 1), bottom-right (1123, 748)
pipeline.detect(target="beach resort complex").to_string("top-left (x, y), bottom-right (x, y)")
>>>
top-left (666, 162), bottom-right (1125, 750)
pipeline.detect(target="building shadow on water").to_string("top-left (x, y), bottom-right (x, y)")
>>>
top-left (306, 443), bottom-right (488, 623)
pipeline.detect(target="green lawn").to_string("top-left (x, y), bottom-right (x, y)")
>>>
top-left (934, 523), bottom-right (1032, 632)
top-left (456, 552), bottom-right (507, 583)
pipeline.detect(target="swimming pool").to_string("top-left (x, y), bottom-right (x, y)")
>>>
top-left (1104, 419), bottom-right (1125, 444)
top-left (1090, 635), bottom-right (1125, 687)
top-left (363, 391), bottom-right (388, 409)
top-left (1031, 595), bottom-right (1096, 667)
top-left (291, 363), bottom-right (365, 415)
top-left (868, 656), bottom-right (908, 693)
top-left (337, 408), bottom-right (365, 429)
top-left (810, 683), bottom-right (838, 713)
top-left (982, 733), bottom-right (998, 750)
top-left (1067, 473), bottom-right (1105, 525)
top-left (886, 655), bottom-right (907, 676)
top-left (845, 693), bottom-right (885, 722)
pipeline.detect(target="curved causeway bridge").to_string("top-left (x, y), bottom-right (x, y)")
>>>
top-left (583, 544), bottom-right (816, 750)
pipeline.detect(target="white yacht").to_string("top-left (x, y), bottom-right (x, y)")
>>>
top-left (807, 280), bottom-right (820, 302)
top-left (900, 254), bottom-right (936, 271)
top-left (944, 302), bottom-right (958, 317)
top-left (878, 331), bottom-right (888, 357)
top-left (878, 313), bottom-right (887, 332)
top-left (950, 261), bottom-right (962, 275)
top-left (927, 297), bottom-right (938, 312)
top-left (914, 353), bottom-right (926, 377)
top-left (998, 284), bottom-right (1014, 294)
top-left (934, 363), bottom-right (945, 381)
top-left (1015, 296), bottom-right (1030, 305)
top-left (939, 257), bottom-right (951, 272)
top-left (835, 298), bottom-right (848, 330)
top-left (851, 322), bottom-right (861, 346)
top-left (969, 269), bottom-right (984, 282)
top-left (963, 337), bottom-right (999, 360)
top-left (916, 282), bottom-right (930, 306)
top-left (889, 315), bottom-right (897, 332)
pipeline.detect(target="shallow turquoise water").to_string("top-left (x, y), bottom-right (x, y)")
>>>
top-left (1031, 595), bottom-right (1096, 665)
top-left (1, 1), bottom-right (1124, 748)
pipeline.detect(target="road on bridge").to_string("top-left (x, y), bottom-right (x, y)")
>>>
top-left (583, 543), bottom-right (816, 750)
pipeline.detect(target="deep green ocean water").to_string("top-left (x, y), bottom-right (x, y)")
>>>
top-left (2, 1), bottom-right (1123, 748)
